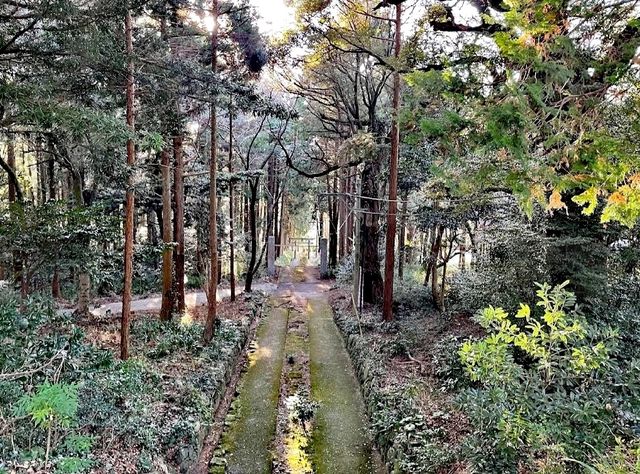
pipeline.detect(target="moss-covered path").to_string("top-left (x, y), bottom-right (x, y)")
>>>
top-left (212, 267), bottom-right (381, 473)
top-left (308, 295), bottom-right (380, 473)
top-left (215, 302), bottom-right (289, 474)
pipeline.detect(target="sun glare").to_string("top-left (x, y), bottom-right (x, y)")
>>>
top-left (250, 0), bottom-right (295, 36)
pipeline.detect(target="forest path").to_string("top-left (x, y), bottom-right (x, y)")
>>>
top-left (308, 295), bottom-right (381, 473)
top-left (60, 282), bottom-right (277, 317)
top-left (212, 266), bottom-right (382, 473)
top-left (215, 297), bottom-right (289, 473)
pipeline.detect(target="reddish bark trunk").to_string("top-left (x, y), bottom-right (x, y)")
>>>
top-left (228, 100), bottom-right (236, 301)
top-left (204, 0), bottom-right (219, 343)
top-left (51, 267), bottom-right (61, 299)
top-left (160, 148), bottom-right (174, 321)
top-left (173, 135), bottom-right (185, 314)
top-left (361, 161), bottom-right (383, 305)
top-left (121, 10), bottom-right (135, 361)
top-left (382, 3), bottom-right (402, 322)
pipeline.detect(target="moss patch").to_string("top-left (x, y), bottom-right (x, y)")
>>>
top-left (214, 299), bottom-right (289, 474)
top-left (308, 297), bottom-right (382, 474)
top-left (275, 301), bottom-right (314, 474)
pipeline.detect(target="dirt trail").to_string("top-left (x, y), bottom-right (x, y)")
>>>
top-left (59, 282), bottom-right (277, 317)
top-left (211, 266), bottom-right (381, 473)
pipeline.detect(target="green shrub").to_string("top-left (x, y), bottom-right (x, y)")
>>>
top-left (289, 391), bottom-right (318, 428)
top-left (432, 335), bottom-right (470, 391)
top-left (186, 273), bottom-right (205, 290)
top-left (14, 382), bottom-right (79, 430)
top-left (393, 279), bottom-right (433, 316)
top-left (458, 281), bottom-right (640, 471)
top-left (1, 286), bottom-right (261, 472)
top-left (448, 214), bottom-right (548, 314)
top-left (371, 387), bottom-right (454, 473)
top-left (591, 274), bottom-right (640, 361)
top-left (8, 382), bottom-right (95, 472)
top-left (55, 456), bottom-right (94, 473)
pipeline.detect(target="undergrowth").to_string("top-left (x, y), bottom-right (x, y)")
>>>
top-left (0, 289), bottom-right (264, 473)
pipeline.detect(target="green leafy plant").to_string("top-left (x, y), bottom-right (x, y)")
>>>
top-left (62, 434), bottom-right (94, 455)
top-left (13, 382), bottom-right (79, 465)
top-left (55, 456), bottom-right (94, 473)
top-left (14, 382), bottom-right (78, 427)
top-left (457, 281), bottom-right (633, 471)
top-left (432, 335), bottom-right (470, 392)
top-left (460, 281), bottom-right (609, 386)
top-left (289, 392), bottom-right (318, 431)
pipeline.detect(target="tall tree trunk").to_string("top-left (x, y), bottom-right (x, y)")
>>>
top-left (195, 219), bottom-right (207, 276)
top-left (382, 3), bottom-right (402, 322)
top-left (4, 136), bottom-right (20, 203)
top-left (204, 0), bottom-right (219, 343)
top-left (398, 192), bottom-right (408, 280)
top-left (133, 207), bottom-right (139, 244)
top-left (328, 175), bottom-right (338, 268)
top-left (5, 135), bottom-right (23, 294)
top-left (424, 224), bottom-right (436, 286)
top-left (440, 232), bottom-right (455, 310)
top-left (465, 222), bottom-right (477, 270)
top-left (160, 148), bottom-right (174, 321)
top-left (245, 179), bottom-right (258, 293)
top-left (228, 100), bottom-right (236, 301)
top-left (121, 9), bottom-right (135, 360)
top-left (338, 170), bottom-right (346, 260)
top-left (173, 135), bottom-right (185, 314)
top-left (431, 225), bottom-right (444, 308)
top-left (361, 160), bottom-right (383, 304)
top-left (147, 208), bottom-right (159, 246)
top-left (51, 267), bottom-right (61, 299)
top-left (329, 209), bottom-right (338, 268)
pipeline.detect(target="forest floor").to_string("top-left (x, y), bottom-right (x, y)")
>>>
top-left (1, 280), bottom-right (271, 473)
top-left (210, 266), bottom-right (383, 474)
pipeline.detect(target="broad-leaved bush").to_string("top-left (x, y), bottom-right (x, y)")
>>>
top-left (458, 282), bottom-right (640, 471)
